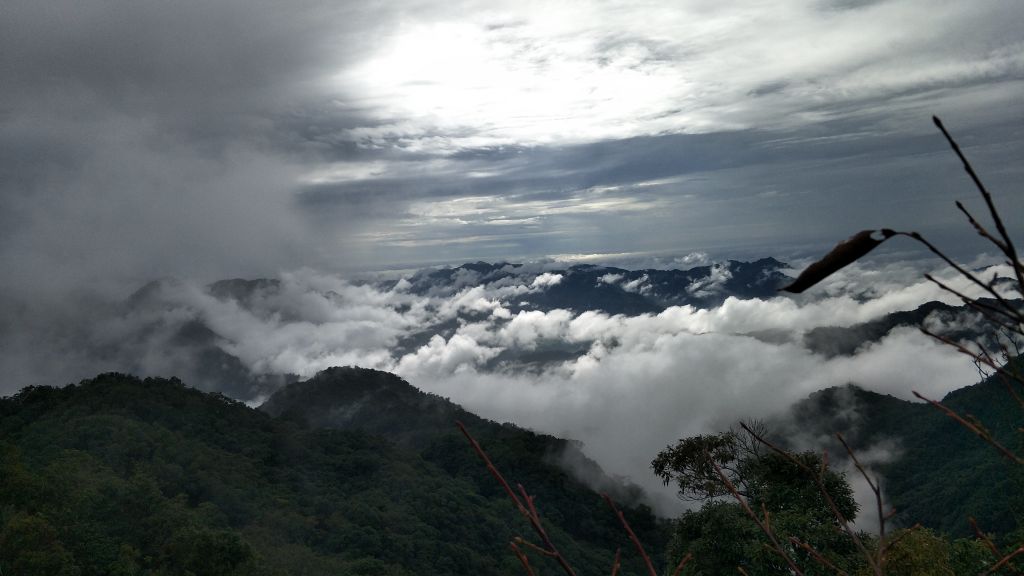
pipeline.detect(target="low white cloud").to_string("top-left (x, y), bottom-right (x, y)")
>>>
top-left (531, 272), bottom-right (564, 288)
top-left (687, 263), bottom-right (733, 298)
top-left (621, 274), bottom-right (651, 295)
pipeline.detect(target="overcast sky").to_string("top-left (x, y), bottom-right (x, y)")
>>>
top-left (2, 0), bottom-right (1023, 296)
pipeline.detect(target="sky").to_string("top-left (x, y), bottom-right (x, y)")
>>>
top-left (2, 0), bottom-right (1023, 300)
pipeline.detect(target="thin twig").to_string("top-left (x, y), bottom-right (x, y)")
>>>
top-left (670, 552), bottom-right (694, 576)
top-left (969, 517), bottom-right (1003, 559)
top-left (710, 457), bottom-right (806, 576)
top-left (738, 423), bottom-right (881, 575)
top-left (895, 231), bottom-right (1019, 314)
top-left (934, 116), bottom-right (1024, 292)
top-left (511, 542), bottom-right (538, 576)
top-left (610, 548), bottom-right (622, 576)
top-left (790, 537), bottom-right (849, 576)
top-left (911, 393), bottom-right (1024, 464)
top-left (457, 421), bottom-right (579, 576)
top-left (457, 421), bottom-right (526, 513)
top-left (984, 546), bottom-right (1024, 575)
top-left (514, 537), bottom-right (558, 558)
top-left (921, 274), bottom-right (1022, 328)
top-left (603, 494), bottom-right (658, 576)
top-left (884, 524), bottom-right (921, 552)
top-left (836, 433), bottom-right (887, 545)
top-left (919, 328), bottom-right (1024, 394)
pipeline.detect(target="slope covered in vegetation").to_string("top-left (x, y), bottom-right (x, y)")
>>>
top-left (0, 372), bottom-right (665, 576)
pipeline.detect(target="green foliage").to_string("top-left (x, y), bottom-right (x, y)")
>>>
top-left (779, 377), bottom-right (1024, 538)
top-left (0, 514), bottom-right (80, 576)
top-left (652, 430), bottom-right (749, 501)
top-left (656, 429), bottom-right (862, 574)
top-left (0, 372), bottom-right (665, 576)
top-left (847, 527), bottom-right (1005, 576)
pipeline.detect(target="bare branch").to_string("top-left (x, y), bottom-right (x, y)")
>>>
top-left (738, 423), bottom-right (881, 575)
top-left (710, 455), bottom-right (806, 576)
top-left (457, 421), bottom-right (526, 514)
top-left (910, 393), bottom-right (1024, 465)
top-left (670, 552), bottom-right (694, 576)
top-left (510, 542), bottom-right (538, 576)
top-left (610, 548), bottom-right (622, 576)
top-left (897, 232), bottom-right (1021, 315)
top-left (836, 433), bottom-right (888, 544)
top-left (457, 421), bottom-right (578, 576)
top-left (983, 546), bottom-right (1024, 576)
top-left (602, 494), bottom-right (658, 576)
top-left (790, 536), bottom-right (849, 576)
top-left (933, 116), bottom-right (1024, 292)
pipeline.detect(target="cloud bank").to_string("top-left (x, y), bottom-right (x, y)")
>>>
top-left (3, 257), bottom-right (1016, 512)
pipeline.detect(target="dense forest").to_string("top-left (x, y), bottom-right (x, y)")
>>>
top-left (1, 363), bottom-right (1022, 574)
top-left (655, 379), bottom-right (1023, 574)
top-left (0, 370), bottom-right (664, 575)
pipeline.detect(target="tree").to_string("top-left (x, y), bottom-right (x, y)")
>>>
top-left (651, 428), bottom-right (760, 502)
top-left (654, 426), bottom-right (862, 574)
top-left (0, 514), bottom-right (80, 576)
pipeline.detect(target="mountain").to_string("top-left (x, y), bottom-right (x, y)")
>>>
top-left (803, 299), bottom-right (1016, 358)
top-left (0, 371), bottom-right (666, 576)
top-left (770, 364), bottom-right (1024, 537)
top-left (89, 257), bottom-right (794, 403)
top-left (398, 258), bottom-right (792, 314)
top-left (260, 366), bottom-right (650, 507)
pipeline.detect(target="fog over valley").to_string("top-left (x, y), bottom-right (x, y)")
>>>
top-left (4, 255), bottom-right (1017, 513)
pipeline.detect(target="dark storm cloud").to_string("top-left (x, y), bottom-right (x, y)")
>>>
top-left (0, 0), bottom-right (386, 300)
top-left (3, 0), bottom-right (1023, 287)
top-left (1, 1), bottom-right (346, 141)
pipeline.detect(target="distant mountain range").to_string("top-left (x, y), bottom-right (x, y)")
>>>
top-left (104, 257), bottom-right (797, 399)
top-left (108, 258), bottom-right (1007, 402)
top-left (396, 258), bottom-right (793, 314)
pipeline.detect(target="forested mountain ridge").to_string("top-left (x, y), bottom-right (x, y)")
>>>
top-left (772, 365), bottom-right (1024, 537)
top-left (0, 371), bottom-right (665, 576)
top-left (2, 363), bottom-right (1021, 575)
top-left (261, 366), bottom-right (639, 497)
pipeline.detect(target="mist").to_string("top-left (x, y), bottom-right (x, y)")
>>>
top-left (2, 256), bottom-right (1016, 514)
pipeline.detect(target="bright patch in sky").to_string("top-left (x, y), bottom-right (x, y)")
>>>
top-left (334, 1), bottom-right (1024, 151)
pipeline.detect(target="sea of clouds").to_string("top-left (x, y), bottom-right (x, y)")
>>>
top-left (1, 256), bottom-right (1018, 515)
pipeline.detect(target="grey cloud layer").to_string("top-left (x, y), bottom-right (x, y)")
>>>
top-left (2, 0), bottom-right (1023, 294)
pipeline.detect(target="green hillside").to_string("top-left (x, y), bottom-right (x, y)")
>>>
top-left (0, 372), bottom-right (665, 576)
top-left (774, 366), bottom-right (1024, 538)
